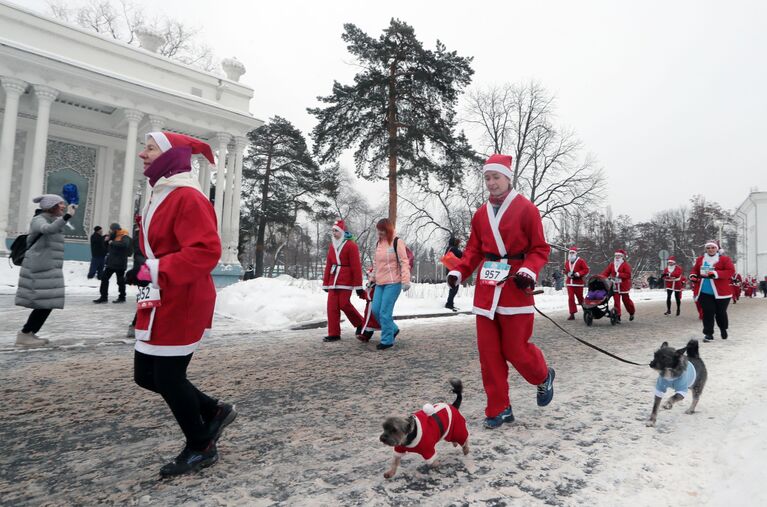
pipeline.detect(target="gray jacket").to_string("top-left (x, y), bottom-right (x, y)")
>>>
top-left (15, 212), bottom-right (69, 310)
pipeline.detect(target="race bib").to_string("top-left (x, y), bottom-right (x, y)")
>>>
top-left (136, 285), bottom-right (161, 309)
top-left (479, 261), bottom-right (510, 286)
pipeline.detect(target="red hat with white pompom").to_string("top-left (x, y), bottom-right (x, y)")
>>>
top-left (614, 249), bottom-right (627, 257)
top-left (332, 219), bottom-right (346, 233)
top-left (668, 256), bottom-right (676, 262)
top-left (568, 246), bottom-right (578, 253)
top-left (482, 154), bottom-right (514, 180)
top-left (146, 131), bottom-right (215, 164)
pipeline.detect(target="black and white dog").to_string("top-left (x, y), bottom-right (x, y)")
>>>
top-left (646, 339), bottom-right (707, 427)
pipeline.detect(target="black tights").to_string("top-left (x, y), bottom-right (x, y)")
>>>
top-left (22, 309), bottom-right (53, 334)
top-left (134, 351), bottom-right (219, 450)
top-left (666, 290), bottom-right (681, 313)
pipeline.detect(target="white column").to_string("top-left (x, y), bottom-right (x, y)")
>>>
top-left (119, 109), bottom-right (144, 230)
top-left (0, 77), bottom-right (28, 253)
top-left (147, 114), bottom-right (165, 133)
top-left (200, 159), bottom-right (212, 199)
top-left (24, 85), bottom-right (59, 223)
top-left (220, 140), bottom-right (237, 262)
top-left (212, 132), bottom-right (231, 233)
top-left (229, 136), bottom-right (247, 264)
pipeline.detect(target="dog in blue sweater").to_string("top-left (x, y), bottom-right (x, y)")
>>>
top-left (646, 339), bottom-right (707, 427)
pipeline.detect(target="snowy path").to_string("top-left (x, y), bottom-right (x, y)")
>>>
top-left (0, 297), bottom-right (765, 506)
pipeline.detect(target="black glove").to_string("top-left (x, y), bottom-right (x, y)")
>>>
top-left (447, 275), bottom-right (458, 288)
top-left (513, 272), bottom-right (536, 291)
top-left (356, 289), bottom-right (365, 298)
top-left (323, 288), bottom-right (328, 293)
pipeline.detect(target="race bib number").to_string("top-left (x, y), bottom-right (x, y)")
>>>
top-left (479, 261), bottom-right (510, 286)
top-left (137, 285), bottom-right (161, 309)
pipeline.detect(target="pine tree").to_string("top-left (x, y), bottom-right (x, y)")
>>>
top-left (309, 19), bottom-right (476, 225)
top-left (241, 117), bottom-right (329, 278)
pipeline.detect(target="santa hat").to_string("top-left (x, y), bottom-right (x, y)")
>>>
top-left (482, 154), bottom-right (514, 180)
top-left (668, 256), bottom-right (676, 262)
top-left (568, 246), bottom-right (578, 253)
top-left (146, 131), bottom-right (215, 164)
top-left (704, 239), bottom-right (724, 254)
top-left (332, 219), bottom-right (345, 233)
top-left (614, 249), bottom-right (627, 257)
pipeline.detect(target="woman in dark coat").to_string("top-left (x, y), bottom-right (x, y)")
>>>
top-left (15, 194), bottom-right (76, 347)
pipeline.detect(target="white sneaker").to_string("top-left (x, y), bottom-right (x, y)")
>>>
top-left (16, 331), bottom-right (50, 348)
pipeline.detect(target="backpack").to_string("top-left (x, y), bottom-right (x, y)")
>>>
top-left (393, 237), bottom-right (415, 271)
top-left (9, 234), bottom-right (41, 266)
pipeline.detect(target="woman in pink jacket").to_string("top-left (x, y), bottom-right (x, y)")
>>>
top-left (369, 219), bottom-right (411, 350)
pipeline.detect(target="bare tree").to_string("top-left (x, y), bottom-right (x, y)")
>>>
top-left (463, 81), bottom-right (604, 223)
top-left (48, 0), bottom-right (216, 71)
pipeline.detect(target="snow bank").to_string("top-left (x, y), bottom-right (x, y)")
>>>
top-left (0, 260), bottom-right (103, 296)
top-left (215, 275), bottom-right (672, 331)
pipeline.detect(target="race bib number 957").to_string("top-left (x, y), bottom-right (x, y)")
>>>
top-left (479, 261), bottom-right (510, 286)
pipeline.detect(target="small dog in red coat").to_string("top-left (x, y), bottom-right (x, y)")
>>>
top-left (379, 379), bottom-right (469, 478)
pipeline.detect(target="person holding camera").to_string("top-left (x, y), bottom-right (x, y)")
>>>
top-left (15, 194), bottom-right (76, 348)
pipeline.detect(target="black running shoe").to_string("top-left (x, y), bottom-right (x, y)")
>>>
top-left (703, 335), bottom-right (714, 342)
top-left (629, 314), bottom-right (635, 321)
top-left (322, 335), bottom-right (341, 342)
top-left (113, 297), bottom-right (126, 304)
top-left (376, 343), bottom-right (393, 350)
top-left (721, 330), bottom-right (728, 340)
top-left (93, 298), bottom-right (107, 304)
top-left (159, 443), bottom-right (218, 478)
top-left (208, 402), bottom-right (237, 442)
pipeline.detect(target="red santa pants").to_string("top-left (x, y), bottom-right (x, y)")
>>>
top-left (612, 292), bottom-right (635, 317)
top-left (327, 289), bottom-right (363, 337)
top-left (476, 314), bottom-right (549, 418)
top-left (732, 286), bottom-right (740, 301)
top-left (566, 285), bottom-right (584, 314)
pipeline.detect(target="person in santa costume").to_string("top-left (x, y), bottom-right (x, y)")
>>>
top-left (600, 249), bottom-right (635, 322)
top-left (730, 271), bottom-right (742, 304)
top-left (446, 154), bottom-right (555, 429)
top-left (689, 240), bottom-right (734, 342)
top-left (661, 256), bottom-right (683, 316)
top-left (564, 246), bottom-right (589, 320)
top-left (129, 132), bottom-right (236, 478)
top-left (321, 219), bottom-right (365, 342)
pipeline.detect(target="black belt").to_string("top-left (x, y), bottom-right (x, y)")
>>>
top-left (485, 253), bottom-right (525, 262)
top-left (430, 413), bottom-right (446, 438)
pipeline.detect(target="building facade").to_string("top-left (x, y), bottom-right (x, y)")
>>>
top-left (0, 1), bottom-right (261, 283)
top-left (735, 191), bottom-right (767, 279)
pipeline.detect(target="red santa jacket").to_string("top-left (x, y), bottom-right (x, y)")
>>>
top-left (691, 254), bottom-right (735, 300)
top-left (321, 239), bottom-right (363, 290)
top-left (135, 184), bottom-right (221, 356)
top-left (663, 265), bottom-right (683, 291)
top-left (448, 190), bottom-right (549, 319)
top-left (564, 257), bottom-right (589, 287)
top-left (393, 403), bottom-right (468, 463)
top-left (600, 260), bottom-right (632, 294)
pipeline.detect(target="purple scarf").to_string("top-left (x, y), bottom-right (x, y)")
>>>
top-left (144, 146), bottom-right (193, 187)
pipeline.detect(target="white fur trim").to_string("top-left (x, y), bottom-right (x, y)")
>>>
top-left (517, 267), bottom-right (536, 282)
top-left (447, 270), bottom-right (462, 286)
top-left (404, 416), bottom-right (423, 449)
top-left (144, 258), bottom-right (160, 287)
top-left (422, 403), bottom-right (436, 416)
top-left (134, 338), bottom-right (201, 356)
top-left (494, 305), bottom-right (536, 315)
top-left (146, 132), bottom-right (171, 152)
top-left (482, 163), bottom-right (513, 180)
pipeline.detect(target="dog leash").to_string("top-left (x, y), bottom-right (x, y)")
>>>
top-left (533, 306), bottom-right (643, 366)
top-left (526, 289), bottom-right (643, 366)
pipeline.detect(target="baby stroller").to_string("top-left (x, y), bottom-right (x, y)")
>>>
top-left (582, 276), bottom-right (618, 326)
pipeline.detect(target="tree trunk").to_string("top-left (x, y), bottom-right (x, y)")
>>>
top-left (254, 149), bottom-right (273, 277)
top-left (387, 60), bottom-right (398, 225)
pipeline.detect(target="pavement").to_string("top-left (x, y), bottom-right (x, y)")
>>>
top-left (1, 295), bottom-right (765, 506)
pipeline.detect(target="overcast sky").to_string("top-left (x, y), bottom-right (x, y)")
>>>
top-left (25, 0), bottom-right (767, 221)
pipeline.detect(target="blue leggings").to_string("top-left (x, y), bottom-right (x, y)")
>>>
top-left (371, 283), bottom-right (401, 345)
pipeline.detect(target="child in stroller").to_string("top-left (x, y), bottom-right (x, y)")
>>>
top-left (582, 276), bottom-right (619, 326)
